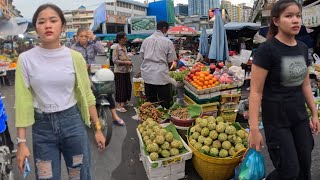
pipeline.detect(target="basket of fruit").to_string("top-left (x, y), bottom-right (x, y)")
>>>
top-left (137, 102), bottom-right (169, 123)
top-left (187, 116), bottom-right (248, 180)
top-left (137, 120), bottom-right (192, 179)
top-left (169, 103), bottom-right (202, 127)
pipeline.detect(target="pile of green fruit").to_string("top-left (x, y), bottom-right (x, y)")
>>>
top-left (188, 116), bottom-right (248, 158)
top-left (169, 70), bottom-right (190, 82)
top-left (138, 119), bottom-right (184, 161)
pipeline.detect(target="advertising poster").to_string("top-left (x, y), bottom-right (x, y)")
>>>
top-left (130, 16), bottom-right (157, 34)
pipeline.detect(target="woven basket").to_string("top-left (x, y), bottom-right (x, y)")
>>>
top-left (170, 116), bottom-right (195, 127)
top-left (188, 137), bottom-right (246, 180)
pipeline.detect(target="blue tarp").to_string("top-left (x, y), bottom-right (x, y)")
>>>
top-left (199, 25), bottom-right (209, 57)
top-left (208, 10), bottom-right (229, 61)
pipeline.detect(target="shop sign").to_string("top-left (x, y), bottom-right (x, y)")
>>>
top-left (106, 15), bottom-right (126, 24)
top-left (302, 4), bottom-right (320, 28)
top-left (129, 16), bottom-right (156, 34)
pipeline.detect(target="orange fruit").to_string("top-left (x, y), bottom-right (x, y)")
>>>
top-left (203, 85), bottom-right (208, 89)
top-left (204, 71), bottom-right (209, 76)
top-left (215, 82), bottom-right (219, 85)
top-left (204, 76), bottom-right (210, 81)
top-left (198, 82), bottom-right (204, 87)
top-left (209, 80), bottom-right (214, 85)
top-left (204, 81), bottom-right (209, 85)
top-left (195, 72), bottom-right (200, 76)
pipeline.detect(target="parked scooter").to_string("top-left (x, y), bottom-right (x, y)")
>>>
top-left (89, 66), bottom-right (114, 146)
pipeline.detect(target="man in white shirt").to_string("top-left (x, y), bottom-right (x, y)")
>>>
top-left (140, 21), bottom-right (177, 109)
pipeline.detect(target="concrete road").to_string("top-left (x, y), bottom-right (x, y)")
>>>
top-left (2, 54), bottom-right (320, 180)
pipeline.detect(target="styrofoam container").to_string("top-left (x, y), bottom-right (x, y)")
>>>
top-left (137, 124), bottom-right (193, 180)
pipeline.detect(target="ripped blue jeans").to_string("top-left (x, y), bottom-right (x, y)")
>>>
top-left (32, 105), bottom-right (91, 180)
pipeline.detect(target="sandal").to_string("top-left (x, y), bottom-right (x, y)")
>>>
top-left (125, 102), bottom-right (134, 107)
top-left (116, 107), bottom-right (127, 113)
top-left (113, 119), bottom-right (125, 126)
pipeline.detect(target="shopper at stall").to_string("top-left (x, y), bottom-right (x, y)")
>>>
top-left (112, 32), bottom-right (133, 112)
top-left (140, 21), bottom-right (177, 109)
top-left (249, 1), bottom-right (320, 180)
top-left (15, 4), bottom-right (106, 180)
top-left (72, 28), bottom-right (126, 125)
top-left (71, 27), bottom-right (104, 64)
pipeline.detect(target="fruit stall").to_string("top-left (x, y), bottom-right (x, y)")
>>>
top-left (136, 102), bottom-right (248, 180)
top-left (134, 53), bottom-right (249, 179)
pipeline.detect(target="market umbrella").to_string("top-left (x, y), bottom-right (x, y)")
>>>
top-left (167, 25), bottom-right (197, 36)
top-left (0, 18), bottom-right (28, 36)
top-left (208, 10), bottom-right (229, 61)
top-left (199, 25), bottom-right (209, 57)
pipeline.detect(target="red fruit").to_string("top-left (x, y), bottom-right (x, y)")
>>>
top-left (215, 68), bottom-right (220, 72)
top-left (218, 62), bottom-right (224, 67)
top-left (210, 64), bottom-right (216, 69)
top-left (196, 68), bottom-right (201, 72)
top-left (190, 74), bottom-right (195, 79)
top-left (191, 69), bottom-right (196, 74)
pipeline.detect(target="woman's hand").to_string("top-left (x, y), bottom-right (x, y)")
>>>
top-left (248, 129), bottom-right (264, 151)
top-left (16, 143), bottom-right (30, 173)
top-left (95, 130), bottom-right (106, 151)
top-left (126, 61), bottom-right (133, 66)
top-left (310, 116), bottom-right (320, 134)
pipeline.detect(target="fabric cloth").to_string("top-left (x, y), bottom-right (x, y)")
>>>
top-left (32, 105), bottom-right (91, 180)
top-left (196, 52), bottom-right (204, 62)
top-left (114, 73), bottom-right (132, 103)
top-left (140, 30), bottom-right (177, 85)
top-left (106, 95), bottom-right (116, 109)
top-left (144, 83), bottom-right (172, 109)
top-left (112, 44), bottom-right (132, 73)
top-left (253, 37), bottom-right (310, 102)
top-left (19, 46), bottom-right (77, 113)
top-left (71, 41), bottom-right (104, 64)
top-left (15, 50), bottom-right (96, 127)
top-left (262, 100), bottom-right (313, 180)
top-left (254, 37), bottom-right (313, 179)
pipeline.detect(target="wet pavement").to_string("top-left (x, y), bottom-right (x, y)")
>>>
top-left (2, 55), bottom-right (320, 180)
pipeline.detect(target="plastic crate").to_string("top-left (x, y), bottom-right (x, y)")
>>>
top-left (184, 86), bottom-right (221, 101)
top-left (184, 90), bottom-right (220, 105)
top-left (220, 94), bottom-right (241, 104)
top-left (220, 110), bottom-right (237, 123)
top-left (137, 124), bottom-right (192, 180)
top-left (219, 102), bottom-right (238, 111)
top-left (184, 95), bottom-right (219, 113)
top-left (201, 110), bottom-right (218, 117)
top-left (183, 80), bottom-right (221, 95)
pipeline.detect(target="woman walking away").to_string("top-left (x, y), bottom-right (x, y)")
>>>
top-left (113, 32), bottom-right (133, 112)
top-left (15, 4), bottom-right (105, 180)
top-left (249, 1), bottom-right (320, 179)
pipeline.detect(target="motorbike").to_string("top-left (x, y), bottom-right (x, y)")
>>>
top-left (89, 65), bottom-right (114, 146)
top-left (0, 96), bottom-right (15, 180)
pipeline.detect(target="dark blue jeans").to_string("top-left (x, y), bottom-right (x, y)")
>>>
top-left (32, 105), bottom-right (91, 180)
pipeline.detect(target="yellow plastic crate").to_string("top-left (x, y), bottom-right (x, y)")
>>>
top-left (220, 110), bottom-right (237, 123)
top-left (220, 94), bottom-right (241, 104)
top-left (184, 95), bottom-right (219, 112)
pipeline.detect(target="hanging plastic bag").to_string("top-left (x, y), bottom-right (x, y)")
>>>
top-left (0, 98), bottom-right (7, 133)
top-left (238, 148), bottom-right (266, 180)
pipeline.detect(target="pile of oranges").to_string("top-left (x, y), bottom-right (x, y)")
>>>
top-left (185, 71), bottom-right (219, 90)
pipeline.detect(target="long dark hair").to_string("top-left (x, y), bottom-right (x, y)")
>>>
top-left (115, 32), bottom-right (126, 43)
top-left (267, 0), bottom-right (302, 39)
top-left (32, 4), bottom-right (66, 28)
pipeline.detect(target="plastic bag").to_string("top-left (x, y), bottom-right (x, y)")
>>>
top-left (0, 98), bottom-right (8, 133)
top-left (238, 148), bottom-right (266, 180)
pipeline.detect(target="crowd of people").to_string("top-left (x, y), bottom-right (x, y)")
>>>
top-left (7, 0), bottom-right (320, 179)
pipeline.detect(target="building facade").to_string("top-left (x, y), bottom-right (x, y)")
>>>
top-left (175, 3), bottom-right (188, 16)
top-left (147, 0), bottom-right (175, 25)
top-left (1, 0), bottom-right (22, 19)
top-left (188, 0), bottom-right (215, 17)
top-left (64, 6), bottom-right (94, 33)
top-left (221, 0), bottom-right (252, 22)
top-left (64, 0), bottom-right (147, 35)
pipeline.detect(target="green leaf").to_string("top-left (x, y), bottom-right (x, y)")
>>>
top-left (186, 104), bottom-right (203, 118)
top-left (232, 122), bottom-right (242, 131)
top-left (151, 163), bottom-right (159, 168)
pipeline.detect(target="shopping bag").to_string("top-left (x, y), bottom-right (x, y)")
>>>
top-left (238, 148), bottom-right (266, 180)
